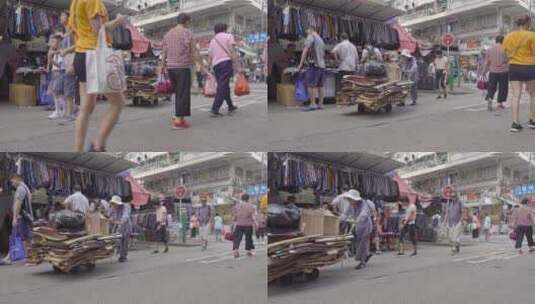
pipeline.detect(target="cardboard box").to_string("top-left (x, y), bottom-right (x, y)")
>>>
top-left (300, 209), bottom-right (340, 236)
top-left (85, 213), bottom-right (110, 236)
top-left (277, 84), bottom-right (298, 107)
top-left (9, 84), bottom-right (36, 106)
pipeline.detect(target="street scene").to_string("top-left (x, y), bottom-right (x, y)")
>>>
top-left (0, 0), bottom-right (267, 151)
top-left (0, 152), bottom-right (268, 304)
top-left (268, 152), bottom-right (535, 304)
top-left (267, 0), bottom-right (535, 150)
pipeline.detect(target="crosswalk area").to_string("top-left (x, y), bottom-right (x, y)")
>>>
top-left (184, 242), bottom-right (266, 265)
top-left (453, 249), bottom-right (523, 264)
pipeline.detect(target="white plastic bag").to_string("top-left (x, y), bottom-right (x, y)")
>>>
top-left (86, 28), bottom-right (126, 94)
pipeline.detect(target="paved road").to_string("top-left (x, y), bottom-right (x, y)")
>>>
top-left (0, 84), bottom-right (267, 152)
top-left (268, 235), bottom-right (534, 304)
top-left (268, 85), bottom-right (535, 151)
top-left (0, 239), bottom-right (267, 304)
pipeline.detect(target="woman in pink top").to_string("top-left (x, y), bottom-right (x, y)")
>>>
top-left (208, 23), bottom-right (240, 116)
top-left (162, 13), bottom-right (204, 129)
top-left (511, 198), bottom-right (534, 254)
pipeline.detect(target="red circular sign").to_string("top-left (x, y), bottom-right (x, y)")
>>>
top-left (442, 186), bottom-right (455, 200)
top-left (175, 185), bottom-right (187, 199)
top-left (442, 33), bottom-right (456, 47)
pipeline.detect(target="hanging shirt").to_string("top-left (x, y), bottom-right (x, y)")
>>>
top-left (332, 39), bottom-right (358, 71)
top-left (69, 0), bottom-right (110, 53)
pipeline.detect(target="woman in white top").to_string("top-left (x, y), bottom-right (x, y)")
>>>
top-left (433, 50), bottom-right (449, 99)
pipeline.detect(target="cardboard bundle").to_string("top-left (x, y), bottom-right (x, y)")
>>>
top-left (267, 234), bottom-right (353, 282)
top-left (26, 226), bottom-right (120, 272)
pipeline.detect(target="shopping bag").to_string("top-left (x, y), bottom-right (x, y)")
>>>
top-left (203, 73), bottom-right (217, 97)
top-left (295, 72), bottom-right (308, 104)
top-left (509, 228), bottom-right (518, 240)
top-left (477, 77), bottom-right (487, 90)
top-left (9, 231), bottom-right (26, 262)
top-left (86, 28), bottom-right (126, 95)
top-left (234, 72), bottom-right (250, 96)
top-left (155, 73), bottom-right (173, 94)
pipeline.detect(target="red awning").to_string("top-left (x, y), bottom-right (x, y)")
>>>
top-left (393, 23), bottom-right (417, 53)
top-left (126, 175), bottom-right (150, 206)
top-left (393, 175), bottom-right (418, 204)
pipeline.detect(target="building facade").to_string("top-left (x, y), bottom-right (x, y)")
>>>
top-left (131, 152), bottom-right (267, 206)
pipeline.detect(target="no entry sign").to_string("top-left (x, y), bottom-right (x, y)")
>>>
top-left (175, 185), bottom-right (187, 199)
top-left (442, 186), bottom-right (456, 200)
top-left (442, 33), bottom-right (456, 47)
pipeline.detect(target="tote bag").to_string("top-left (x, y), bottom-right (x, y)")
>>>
top-left (9, 228), bottom-right (26, 262)
top-left (86, 28), bottom-right (126, 95)
top-left (234, 72), bottom-right (250, 96)
top-left (203, 73), bottom-right (217, 97)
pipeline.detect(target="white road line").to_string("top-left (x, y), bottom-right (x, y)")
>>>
top-left (453, 250), bottom-right (506, 262)
top-left (465, 252), bottom-right (513, 264)
top-left (196, 100), bottom-right (262, 112)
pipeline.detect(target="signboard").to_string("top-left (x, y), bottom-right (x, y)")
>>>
top-left (513, 183), bottom-right (535, 197)
top-left (247, 184), bottom-right (268, 196)
top-left (442, 33), bottom-right (456, 47)
top-left (442, 185), bottom-right (456, 200)
top-left (175, 185), bottom-right (187, 199)
top-left (246, 32), bottom-right (268, 45)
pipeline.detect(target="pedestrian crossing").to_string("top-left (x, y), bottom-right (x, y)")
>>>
top-left (454, 97), bottom-right (529, 112)
top-left (453, 249), bottom-right (522, 264)
top-left (184, 242), bottom-right (266, 265)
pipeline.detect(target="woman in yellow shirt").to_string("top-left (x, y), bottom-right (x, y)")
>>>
top-left (503, 15), bottom-right (535, 132)
top-left (69, 0), bottom-right (127, 151)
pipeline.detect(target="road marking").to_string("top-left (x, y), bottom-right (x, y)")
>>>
top-left (196, 100), bottom-right (262, 112)
top-left (453, 250), bottom-right (506, 262)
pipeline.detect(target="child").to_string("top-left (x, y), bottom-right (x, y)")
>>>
top-left (47, 33), bottom-right (64, 119)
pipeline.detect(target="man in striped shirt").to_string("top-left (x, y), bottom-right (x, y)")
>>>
top-left (484, 35), bottom-right (509, 111)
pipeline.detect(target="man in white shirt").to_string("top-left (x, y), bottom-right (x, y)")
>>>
top-left (331, 185), bottom-right (351, 234)
top-left (433, 50), bottom-right (449, 99)
top-left (63, 184), bottom-right (89, 216)
top-left (332, 33), bottom-right (359, 73)
top-left (361, 43), bottom-right (383, 63)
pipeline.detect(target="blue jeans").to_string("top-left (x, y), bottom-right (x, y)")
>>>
top-left (212, 60), bottom-right (234, 112)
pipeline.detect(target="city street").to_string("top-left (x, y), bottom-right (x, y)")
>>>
top-left (0, 238), bottom-right (267, 304)
top-left (268, 235), bottom-right (534, 304)
top-left (268, 85), bottom-right (535, 151)
top-left (0, 84), bottom-right (267, 152)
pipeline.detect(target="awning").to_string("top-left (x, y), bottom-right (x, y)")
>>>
top-left (24, 153), bottom-right (138, 175)
top-left (393, 175), bottom-right (418, 204)
top-left (289, 0), bottom-right (404, 22)
top-left (126, 24), bottom-right (151, 54)
top-left (125, 174), bottom-right (150, 207)
top-left (2, 0), bottom-right (136, 15)
top-left (392, 23), bottom-right (417, 53)
top-left (292, 152), bottom-right (403, 174)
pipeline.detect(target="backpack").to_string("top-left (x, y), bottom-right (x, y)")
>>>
top-left (112, 26), bottom-right (133, 51)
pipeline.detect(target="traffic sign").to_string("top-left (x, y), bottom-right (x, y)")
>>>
top-left (441, 33), bottom-right (456, 47)
top-left (175, 185), bottom-right (187, 199)
top-left (442, 186), bottom-right (456, 200)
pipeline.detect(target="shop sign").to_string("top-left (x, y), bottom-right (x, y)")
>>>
top-left (175, 185), bottom-right (187, 199)
top-left (513, 183), bottom-right (535, 197)
top-left (442, 33), bottom-right (456, 47)
top-left (247, 184), bottom-right (267, 196)
top-left (246, 32), bottom-right (268, 44)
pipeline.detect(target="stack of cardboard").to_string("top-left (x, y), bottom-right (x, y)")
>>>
top-left (267, 234), bottom-right (353, 282)
top-left (26, 226), bottom-right (120, 272)
top-left (126, 76), bottom-right (158, 99)
top-left (300, 209), bottom-right (339, 236)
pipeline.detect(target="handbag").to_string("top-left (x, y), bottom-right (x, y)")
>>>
top-left (364, 60), bottom-right (386, 77)
top-left (155, 72), bottom-right (173, 94)
top-left (86, 28), bottom-right (126, 94)
top-left (509, 228), bottom-right (518, 241)
top-left (112, 25), bottom-right (133, 51)
top-left (9, 226), bottom-right (26, 262)
top-left (477, 76), bottom-right (488, 90)
top-left (203, 73), bottom-right (217, 97)
top-left (234, 72), bottom-right (250, 96)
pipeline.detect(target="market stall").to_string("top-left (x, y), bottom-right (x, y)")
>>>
top-left (268, 152), bottom-right (402, 284)
top-left (268, 0), bottom-right (404, 108)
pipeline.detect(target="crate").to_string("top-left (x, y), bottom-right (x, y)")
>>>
top-left (9, 84), bottom-right (37, 106)
top-left (300, 209), bottom-right (339, 236)
top-left (276, 84), bottom-right (299, 107)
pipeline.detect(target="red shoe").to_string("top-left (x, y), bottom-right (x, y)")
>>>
top-left (498, 103), bottom-right (505, 109)
top-left (172, 120), bottom-right (190, 129)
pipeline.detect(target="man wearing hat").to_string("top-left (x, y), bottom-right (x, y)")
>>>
top-left (400, 49), bottom-right (418, 106)
top-left (343, 189), bottom-right (373, 270)
top-left (109, 195), bottom-right (132, 263)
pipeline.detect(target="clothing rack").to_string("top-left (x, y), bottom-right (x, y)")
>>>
top-left (282, 0), bottom-right (386, 22)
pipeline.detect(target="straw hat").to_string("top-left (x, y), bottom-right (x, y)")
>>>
top-left (110, 195), bottom-right (123, 205)
top-left (400, 49), bottom-right (413, 58)
top-left (342, 189), bottom-right (363, 202)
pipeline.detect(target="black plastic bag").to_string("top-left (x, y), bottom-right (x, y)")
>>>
top-left (52, 210), bottom-right (85, 230)
top-left (365, 60), bottom-right (386, 77)
top-left (112, 26), bottom-right (133, 51)
top-left (267, 203), bottom-right (301, 230)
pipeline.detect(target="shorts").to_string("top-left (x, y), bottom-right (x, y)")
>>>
top-left (509, 64), bottom-right (535, 81)
top-left (305, 66), bottom-right (325, 88)
top-left (199, 224), bottom-right (210, 240)
top-left (50, 71), bottom-right (64, 96)
top-left (74, 52), bottom-right (87, 83)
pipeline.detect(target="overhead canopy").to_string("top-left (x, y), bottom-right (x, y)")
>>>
top-left (393, 175), bottom-right (418, 204)
top-left (24, 153), bottom-right (138, 175)
top-left (392, 23), bottom-right (417, 53)
top-left (293, 152), bottom-right (402, 174)
top-left (1, 0), bottom-right (137, 15)
top-left (125, 174), bottom-right (150, 206)
top-left (288, 0), bottom-right (404, 22)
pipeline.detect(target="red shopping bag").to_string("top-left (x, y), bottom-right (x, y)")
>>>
top-left (477, 78), bottom-right (488, 90)
top-left (155, 73), bottom-right (173, 94)
top-left (234, 72), bottom-right (250, 96)
top-left (203, 73), bottom-right (217, 97)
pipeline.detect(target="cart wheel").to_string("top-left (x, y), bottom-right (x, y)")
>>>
top-left (384, 104), bottom-right (393, 113)
top-left (133, 97), bottom-right (140, 106)
top-left (53, 266), bottom-right (62, 273)
top-left (306, 269), bottom-right (320, 281)
top-left (357, 104), bottom-right (366, 113)
top-left (279, 274), bottom-right (294, 286)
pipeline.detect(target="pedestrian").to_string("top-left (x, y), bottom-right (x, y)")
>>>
top-left (232, 194), bottom-right (256, 258)
top-left (190, 213), bottom-right (199, 238)
top-left (510, 198), bottom-right (534, 254)
top-left (62, 184), bottom-right (90, 216)
top-left (195, 62), bottom-right (204, 92)
top-left (297, 26), bottom-right (326, 111)
top-left (197, 195), bottom-right (213, 251)
top-left (484, 35), bottom-right (509, 111)
top-left (366, 199), bottom-right (381, 256)
top-left (483, 213), bottom-right (492, 241)
top-left (57, 11), bottom-right (77, 124)
top-left (213, 213), bottom-right (224, 242)
top-left (47, 32), bottom-right (64, 120)
top-left (153, 198), bottom-right (169, 254)
top-left (502, 15), bottom-right (535, 132)
top-left (0, 175), bottom-right (33, 266)
top-left (398, 200), bottom-right (418, 256)
top-left (433, 50), bottom-right (449, 99)
top-left (361, 43), bottom-right (383, 63)
top-left (207, 23), bottom-right (239, 117)
top-left (254, 210), bottom-right (267, 242)
top-left (331, 185), bottom-right (351, 234)
top-left (343, 190), bottom-right (372, 270)
top-left (69, 0), bottom-right (127, 151)
top-left (109, 195), bottom-right (132, 263)
top-left (162, 13), bottom-right (204, 130)
top-left (401, 49), bottom-right (419, 106)
top-left (331, 32), bottom-right (358, 79)
top-left (471, 212), bottom-right (481, 239)
top-left (443, 197), bottom-right (464, 255)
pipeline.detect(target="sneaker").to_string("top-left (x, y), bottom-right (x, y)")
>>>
top-left (302, 106), bottom-right (316, 112)
top-left (246, 251), bottom-right (255, 257)
top-left (455, 243), bottom-right (460, 253)
top-left (164, 246), bottom-right (169, 253)
top-left (410, 102), bottom-right (417, 106)
top-left (498, 103), bottom-right (505, 109)
top-left (397, 252), bottom-right (405, 256)
top-left (436, 95), bottom-right (442, 99)
top-left (233, 251), bottom-right (240, 258)
top-left (152, 250), bottom-right (159, 254)
top-left (444, 94), bottom-right (448, 99)
top-left (410, 251), bottom-right (417, 256)
top-left (210, 110), bottom-right (224, 117)
top-left (172, 120), bottom-right (190, 129)
top-left (518, 249), bottom-right (524, 255)
top-left (354, 262), bottom-right (366, 270)
top-left (527, 119), bottom-right (535, 129)
top-left (316, 105), bottom-right (324, 110)
top-left (510, 122), bottom-right (523, 133)
top-left (48, 111), bottom-right (60, 120)
top-left (228, 105), bottom-right (238, 113)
